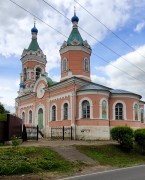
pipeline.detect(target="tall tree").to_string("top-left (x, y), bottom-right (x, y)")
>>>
top-left (0, 102), bottom-right (9, 114)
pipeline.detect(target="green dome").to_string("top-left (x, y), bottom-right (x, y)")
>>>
top-left (27, 39), bottom-right (40, 51)
top-left (46, 77), bottom-right (57, 86)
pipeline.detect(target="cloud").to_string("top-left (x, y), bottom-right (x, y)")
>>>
top-left (92, 45), bottom-right (145, 100)
top-left (134, 21), bottom-right (145, 32)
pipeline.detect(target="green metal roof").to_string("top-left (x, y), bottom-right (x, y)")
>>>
top-left (46, 77), bottom-right (57, 86)
top-left (27, 38), bottom-right (40, 51)
top-left (67, 28), bottom-right (84, 45)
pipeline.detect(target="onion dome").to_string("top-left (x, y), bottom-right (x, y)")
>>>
top-left (19, 82), bottom-right (25, 88)
top-left (31, 24), bottom-right (38, 33)
top-left (71, 14), bottom-right (79, 23)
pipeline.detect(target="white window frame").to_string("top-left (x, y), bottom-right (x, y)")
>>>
top-left (62, 58), bottom-right (68, 72)
top-left (61, 100), bottom-right (70, 120)
top-left (113, 101), bottom-right (126, 120)
top-left (79, 97), bottom-right (93, 119)
top-left (133, 102), bottom-right (139, 121)
top-left (83, 57), bottom-right (89, 72)
top-left (50, 104), bottom-right (57, 121)
top-left (99, 98), bottom-right (108, 120)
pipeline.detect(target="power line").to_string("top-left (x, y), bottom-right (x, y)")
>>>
top-left (92, 52), bottom-right (145, 83)
top-left (8, 0), bottom-right (145, 84)
top-left (41, 0), bottom-right (145, 75)
top-left (75, 0), bottom-right (145, 61)
top-left (9, 0), bottom-right (67, 39)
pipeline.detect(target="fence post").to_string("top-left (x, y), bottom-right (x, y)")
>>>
top-left (51, 128), bottom-right (52, 140)
top-left (63, 126), bottom-right (64, 140)
top-left (71, 126), bottom-right (73, 140)
top-left (37, 125), bottom-right (38, 141)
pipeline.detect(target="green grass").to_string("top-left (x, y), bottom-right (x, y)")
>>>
top-left (76, 144), bottom-right (145, 167)
top-left (0, 146), bottom-right (82, 175)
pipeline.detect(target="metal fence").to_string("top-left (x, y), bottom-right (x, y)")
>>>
top-left (51, 126), bottom-right (73, 140)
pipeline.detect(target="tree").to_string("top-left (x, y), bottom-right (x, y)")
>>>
top-left (0, 102), bottom-right (10, 114)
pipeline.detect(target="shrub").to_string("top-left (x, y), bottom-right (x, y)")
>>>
top-left (11, 135), bottom-right (21, 148)
top-left (111, 126), bottom-right (134, 152)
top-left (0, 114), bottom-right (7, 121)
top-left (134, 129), bottom-right (145, 154)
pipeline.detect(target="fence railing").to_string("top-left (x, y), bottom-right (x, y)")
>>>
top-left (51, 126), bottom-right (73, 140)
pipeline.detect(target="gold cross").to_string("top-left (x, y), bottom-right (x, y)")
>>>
top-left (34, 17), bottom-right (36, 25)
top-left (74, 6), bottom-right (76, 14)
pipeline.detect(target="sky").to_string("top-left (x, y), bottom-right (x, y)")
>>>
top-left (0, 0), bottom-right (145, 113)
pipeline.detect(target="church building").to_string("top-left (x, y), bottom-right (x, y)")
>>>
top-left (15, 11), bottom-right (145, 140)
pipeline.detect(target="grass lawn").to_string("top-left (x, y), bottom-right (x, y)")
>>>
top-left (76, 144), bottom-right (145, 167)
top-left (0, 146), bottom-right (83, 176)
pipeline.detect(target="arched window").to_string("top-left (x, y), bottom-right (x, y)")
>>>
top-left (52, 105), bottom-right (56, 121)
top-left (141, 109), bottom-right (144, 123)
top-left (29, 110), bottom-right (32, 123)
top-left (83, 58), bottom-right (89, 72)
top-left (115, 103), bottom-right (123, 120)
top-left (62, 58), bottom-right (68, 72)
top-left (38, 108), bottom-right (43, 129)
top-left (23, 68), bottom-right (27, 81)
top-left (134, 104), bottom-right (138, 121)
top-left (63, 103), bottom-right (68, 120)
top-left (82, 100), bottom-right (90, 118)
top-left (22, 112), bottom-right (25, 123)
top-left (36, 67), bottom-right (42, 80)
top-left (102, 100), bottom-right (107, 119)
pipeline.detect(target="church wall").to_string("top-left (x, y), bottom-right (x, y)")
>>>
top-left (23, 61), bottom-right (45, 69)
top-left (109, 97), bottom-right (140, 121)
top-left (76, 93), bottom-right (109, 120)
top-left (75, 126), bottom-right (110, 140)
top-left (61, 51), bottom-right (90, 79)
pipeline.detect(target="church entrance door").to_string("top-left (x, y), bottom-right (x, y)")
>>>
top-left (38, 108), bottom-right (43, 129)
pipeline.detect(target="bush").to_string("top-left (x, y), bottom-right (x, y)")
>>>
top-left (134, 129), bottom-right (145, 154)
top-left (0, 114), bottom-right (7, 121)
top-left (11, 135), bottom-right (21, 148)
top-left (111, 126), bottom-right (134, 152)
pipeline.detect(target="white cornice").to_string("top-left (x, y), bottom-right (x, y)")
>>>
top-left (16, 93), bottom-right (35, 101)
top-left (48, 92), bottom-right (72, 102)
top-left (77, 90), bottom-right (110, 96)
top-left (111, 94), bottom-right (140, 100)
top-left (59, 46), bottom-right (91, 55)
top-left (61, 75), bottom-right (91, 81)
top-left (18, 103), bottom-right (34, 109)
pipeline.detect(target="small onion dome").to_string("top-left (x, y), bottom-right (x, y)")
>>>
top-left (19, 82), bottom-right (25, 88)
top-left (71, 14), bottom-right (79, 23)
top-left (31, 25), bottom-right (38, 33)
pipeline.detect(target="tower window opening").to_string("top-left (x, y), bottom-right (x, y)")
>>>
top-left (36, 67), bottom-right (42, 79)
top-left (23, 68), bottom-right (27, 81)
top-left (83, 58), bottom-right (89, 72)
top-left (62, 58), bottom-right (68, 72)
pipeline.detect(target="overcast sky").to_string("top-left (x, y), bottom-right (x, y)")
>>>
top-left (0, 0), bottom-right (145, 113)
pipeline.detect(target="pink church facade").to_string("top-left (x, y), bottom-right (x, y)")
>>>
top-left (15, 12), bottom-right (145, 140)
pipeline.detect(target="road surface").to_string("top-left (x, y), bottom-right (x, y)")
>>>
top-left (60, 165), bottom-right (145, 180)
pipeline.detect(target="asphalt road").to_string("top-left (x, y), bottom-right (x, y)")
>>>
top-left (60, 165), bottom-right (145, 180)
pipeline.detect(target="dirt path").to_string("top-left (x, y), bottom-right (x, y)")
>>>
top-left (51, 146), bottom-right (97, 165)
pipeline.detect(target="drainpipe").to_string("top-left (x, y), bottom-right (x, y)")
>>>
top-left (73, 80), bottom-right (77, 140)
top-left (108, 94), bottom-right (111, 140)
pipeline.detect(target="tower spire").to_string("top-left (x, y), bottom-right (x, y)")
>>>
top-left (34, 17), bottom-right (36, 27)
top-left (74, 6), bottom-right (76, 16)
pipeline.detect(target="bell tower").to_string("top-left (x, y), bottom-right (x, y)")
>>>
top-left (59, 8), bottom-right (92, 81)
top-left (18, 20), bottom-right (47, 96)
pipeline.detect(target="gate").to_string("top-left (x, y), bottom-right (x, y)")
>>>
top-left (23, 125), bottom-right (39, 141)
top-left (51, 126), bottom-right (73, 140)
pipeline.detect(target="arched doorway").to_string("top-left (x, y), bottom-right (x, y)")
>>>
top-left (38, 108), bottom-right (43, 129)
